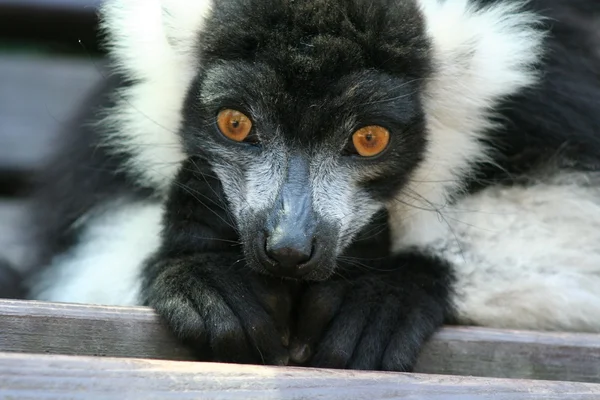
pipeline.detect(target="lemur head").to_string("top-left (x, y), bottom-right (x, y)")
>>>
top-left (101, 0), bottom-right (545, 280)
top-left (178, 0), bottom-right (431, 280)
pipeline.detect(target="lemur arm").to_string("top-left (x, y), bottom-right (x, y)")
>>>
top-left (140, 158), bottom-right (294, 365)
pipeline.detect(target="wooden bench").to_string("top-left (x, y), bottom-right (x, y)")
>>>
top-left (1, 299), bottom-right (600, 398)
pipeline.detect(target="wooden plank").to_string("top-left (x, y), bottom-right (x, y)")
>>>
top-left (0, 299), bottom-right (195, 362)
top-left (0, 55), bottom-right (104, 170)
top-left (1, 299), bottom-right (599, 384)
top-left (414, 326), bottom-right (600, 383)
top-left (0, 200), bottom-right (34, 278)
top-left (1, 352), bottom-right (600, 400)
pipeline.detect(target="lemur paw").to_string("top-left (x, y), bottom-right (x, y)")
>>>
top-left (289, 274), bottom-right (445, 372)
top-left (143, 256), bottom-right (293, 365)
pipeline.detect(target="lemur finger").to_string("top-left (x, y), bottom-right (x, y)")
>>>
top-left (309, 291), bottom-right (372, 369)
top-left (381, 298), bottom-right (444, 372)
top-left (149, 279), bottom-right (253, 364)
top-left (151, 293), bottom-right (210, 358)
top-left (232, 299), bottom-right (291, 365)
top-left (249, 276), bottom-right (295, 347)
top-left (202, 296), bottom-right (256, 364)
top-left (151, 261), bottom-right (289, 365)
top-left (221, 277), bottom-right (290, 365)
top-left (289, 281), bottom-right (347, 364)
top-left (347, 295), bottom-right (398, 370)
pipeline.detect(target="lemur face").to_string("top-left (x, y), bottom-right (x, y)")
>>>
top-left (179, 0), bottom-right (431, 280)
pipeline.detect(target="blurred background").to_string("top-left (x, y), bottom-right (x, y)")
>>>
top-left (0, 0), bottom-right (104, 296)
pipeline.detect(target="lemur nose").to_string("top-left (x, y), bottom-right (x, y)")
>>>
top-left (264, 234), bottom-right (314, 277)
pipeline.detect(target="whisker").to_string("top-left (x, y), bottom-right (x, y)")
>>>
top-left (396, 188), bottom-right (467, 263)
top-left (171, 180), bottom-right (238, 231)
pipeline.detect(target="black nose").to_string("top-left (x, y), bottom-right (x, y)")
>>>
top-left (267, 244), bottom-right (311, 269)
top-left (264, 234), bottom-right (314, 277)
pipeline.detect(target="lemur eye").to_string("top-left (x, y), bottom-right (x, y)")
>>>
top-left (217, 109), bottom-right (253, 142)
top-left (351, 125), bottom-right (390, 157)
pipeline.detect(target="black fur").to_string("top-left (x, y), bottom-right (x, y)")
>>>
top-left (25, 0), bottom-right (600, 372)
top-left (0, 259), bottom-right (24, 299)
top-left (186, 0), bottom-right (432, 202)
top-left (289, 251), bottom-right (452, 370)
top-left (472, 0), bottom-right (600, 187)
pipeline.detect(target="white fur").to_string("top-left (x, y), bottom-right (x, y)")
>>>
top-left (99, 0), bottom-right (213, 192)
top-left (29, 201), bottom-right (163, 306)
top-left (390, 0), bottom-right (545, 245)
top-left (395, 174), bottom-right (600, 332)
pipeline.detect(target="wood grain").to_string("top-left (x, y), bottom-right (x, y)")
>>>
top-left (414, 326), bottom-right (600, 383)
top-left (1, 352), bottom-right (600, 400)
top-left (0, 299), bottom-right (195, 362)
top-left (0, 55), bottom-right (104, 171)
top-left (1, 299), bottom-right (599, 384)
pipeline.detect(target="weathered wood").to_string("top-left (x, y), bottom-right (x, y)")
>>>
top-left (0, 200), bottom-right (33, 275)
top-left (0, 299), bottom-right (195, 361)
top-left (1, 352), bottom-right (599, 399)
top-left (0, 55), bottom-right (104, 171)
top-left (1, 299), bottom-right (599, 384)
top-left (414, 326), bottom-right (600, 383)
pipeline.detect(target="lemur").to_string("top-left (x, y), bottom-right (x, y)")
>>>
top-left (22, 0), bottom-right (600, 370)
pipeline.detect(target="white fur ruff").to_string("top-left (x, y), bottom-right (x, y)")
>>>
top-left (98, 0), bottom-right (214, 192)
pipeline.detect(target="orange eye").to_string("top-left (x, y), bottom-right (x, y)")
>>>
top-left (217, 109), bottom-right (253, 142)
top-left (351, 125), bottom-right (390, 157)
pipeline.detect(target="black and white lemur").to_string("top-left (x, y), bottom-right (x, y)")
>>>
top-left (21, 0), bottom-right (600, 370)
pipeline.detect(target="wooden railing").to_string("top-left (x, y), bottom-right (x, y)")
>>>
top-left (1, 299), bottom-right (600, 398)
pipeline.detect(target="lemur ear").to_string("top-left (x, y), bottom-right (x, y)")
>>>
top-left (100, 0), bottom-right (213, 82)
top-left (418, 0), bottom-right (545, 130)
top-left (97, 0), bottom-right (214, 191)
top-left (390, 0), bottom-right (546, 249)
